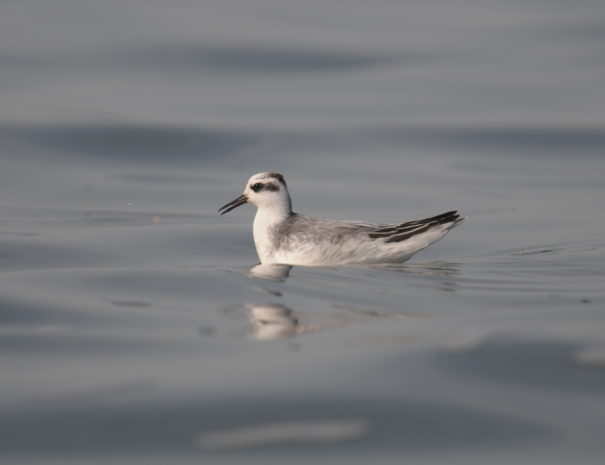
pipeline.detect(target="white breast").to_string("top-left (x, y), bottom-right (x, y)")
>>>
top-left (253, 209), bottom-right (283, 263)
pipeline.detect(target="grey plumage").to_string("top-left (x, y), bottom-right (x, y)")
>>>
top-left (272, 211), bottom-right (462, 251)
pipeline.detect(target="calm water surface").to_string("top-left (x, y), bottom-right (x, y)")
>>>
top-left (1, 1), bottom-right (605, 464)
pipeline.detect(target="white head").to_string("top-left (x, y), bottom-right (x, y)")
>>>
top-left (218, 172), bottom-right (292, 215)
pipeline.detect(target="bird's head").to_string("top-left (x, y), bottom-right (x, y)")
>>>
top-left (218, 172), bottom-right (292, 215)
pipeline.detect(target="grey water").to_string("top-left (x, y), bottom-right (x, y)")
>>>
top-left (2, 1), bottom-right (605, 464)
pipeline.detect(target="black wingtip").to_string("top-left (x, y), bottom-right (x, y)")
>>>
top-left (369, 210), bottom-right (463, 242)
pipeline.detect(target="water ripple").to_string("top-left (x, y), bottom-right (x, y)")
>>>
top-left (0, 124), bottom-right (261, 162)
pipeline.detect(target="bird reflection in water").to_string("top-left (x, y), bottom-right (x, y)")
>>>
top-left (248, 261), bottom-right (460, 281)
top-left (370, 261), bottom-right (460, 277)
top-left (246, 302), bottom-right (354, 341)
top-left (248, 263), bottom-right (292, 282)
top-left (246, 303), bottom-right (300, 340)
top-left (240, 262), bottom-right (461, 341)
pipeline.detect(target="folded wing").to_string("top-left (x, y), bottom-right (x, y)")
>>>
top-left (368, 211), bottom-right (462, 243)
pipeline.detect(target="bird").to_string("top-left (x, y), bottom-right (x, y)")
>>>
top-left (218, 172), bottom-right (464, 266)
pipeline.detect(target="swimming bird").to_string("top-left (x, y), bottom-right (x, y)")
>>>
top-left (219, 172), bottom-right (464, 266)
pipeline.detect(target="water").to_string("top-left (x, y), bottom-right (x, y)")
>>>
top-left (2, 1), bottom-right (605, 464)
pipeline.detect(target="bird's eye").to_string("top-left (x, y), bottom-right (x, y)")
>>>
top-left (251, 183), bottom-right (263, 192)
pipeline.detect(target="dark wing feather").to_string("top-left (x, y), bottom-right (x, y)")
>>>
top-left (368, 211), bottom-right (462, 243)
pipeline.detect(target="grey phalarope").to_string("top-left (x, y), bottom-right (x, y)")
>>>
top-left (219, 172), bottom-right (464, 266)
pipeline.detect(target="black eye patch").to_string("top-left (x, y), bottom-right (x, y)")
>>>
top-left (250, 182), bottom-right (279, 192)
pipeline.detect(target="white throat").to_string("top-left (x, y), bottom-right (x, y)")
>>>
top-left (252, 201), bottom-right (292, 263)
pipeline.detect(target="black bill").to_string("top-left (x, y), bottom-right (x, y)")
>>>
top-left (218, 194), bottom-right (248, 215)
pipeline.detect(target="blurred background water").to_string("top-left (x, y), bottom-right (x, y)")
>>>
top-left (2, 1), bottom-right (605, 464)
